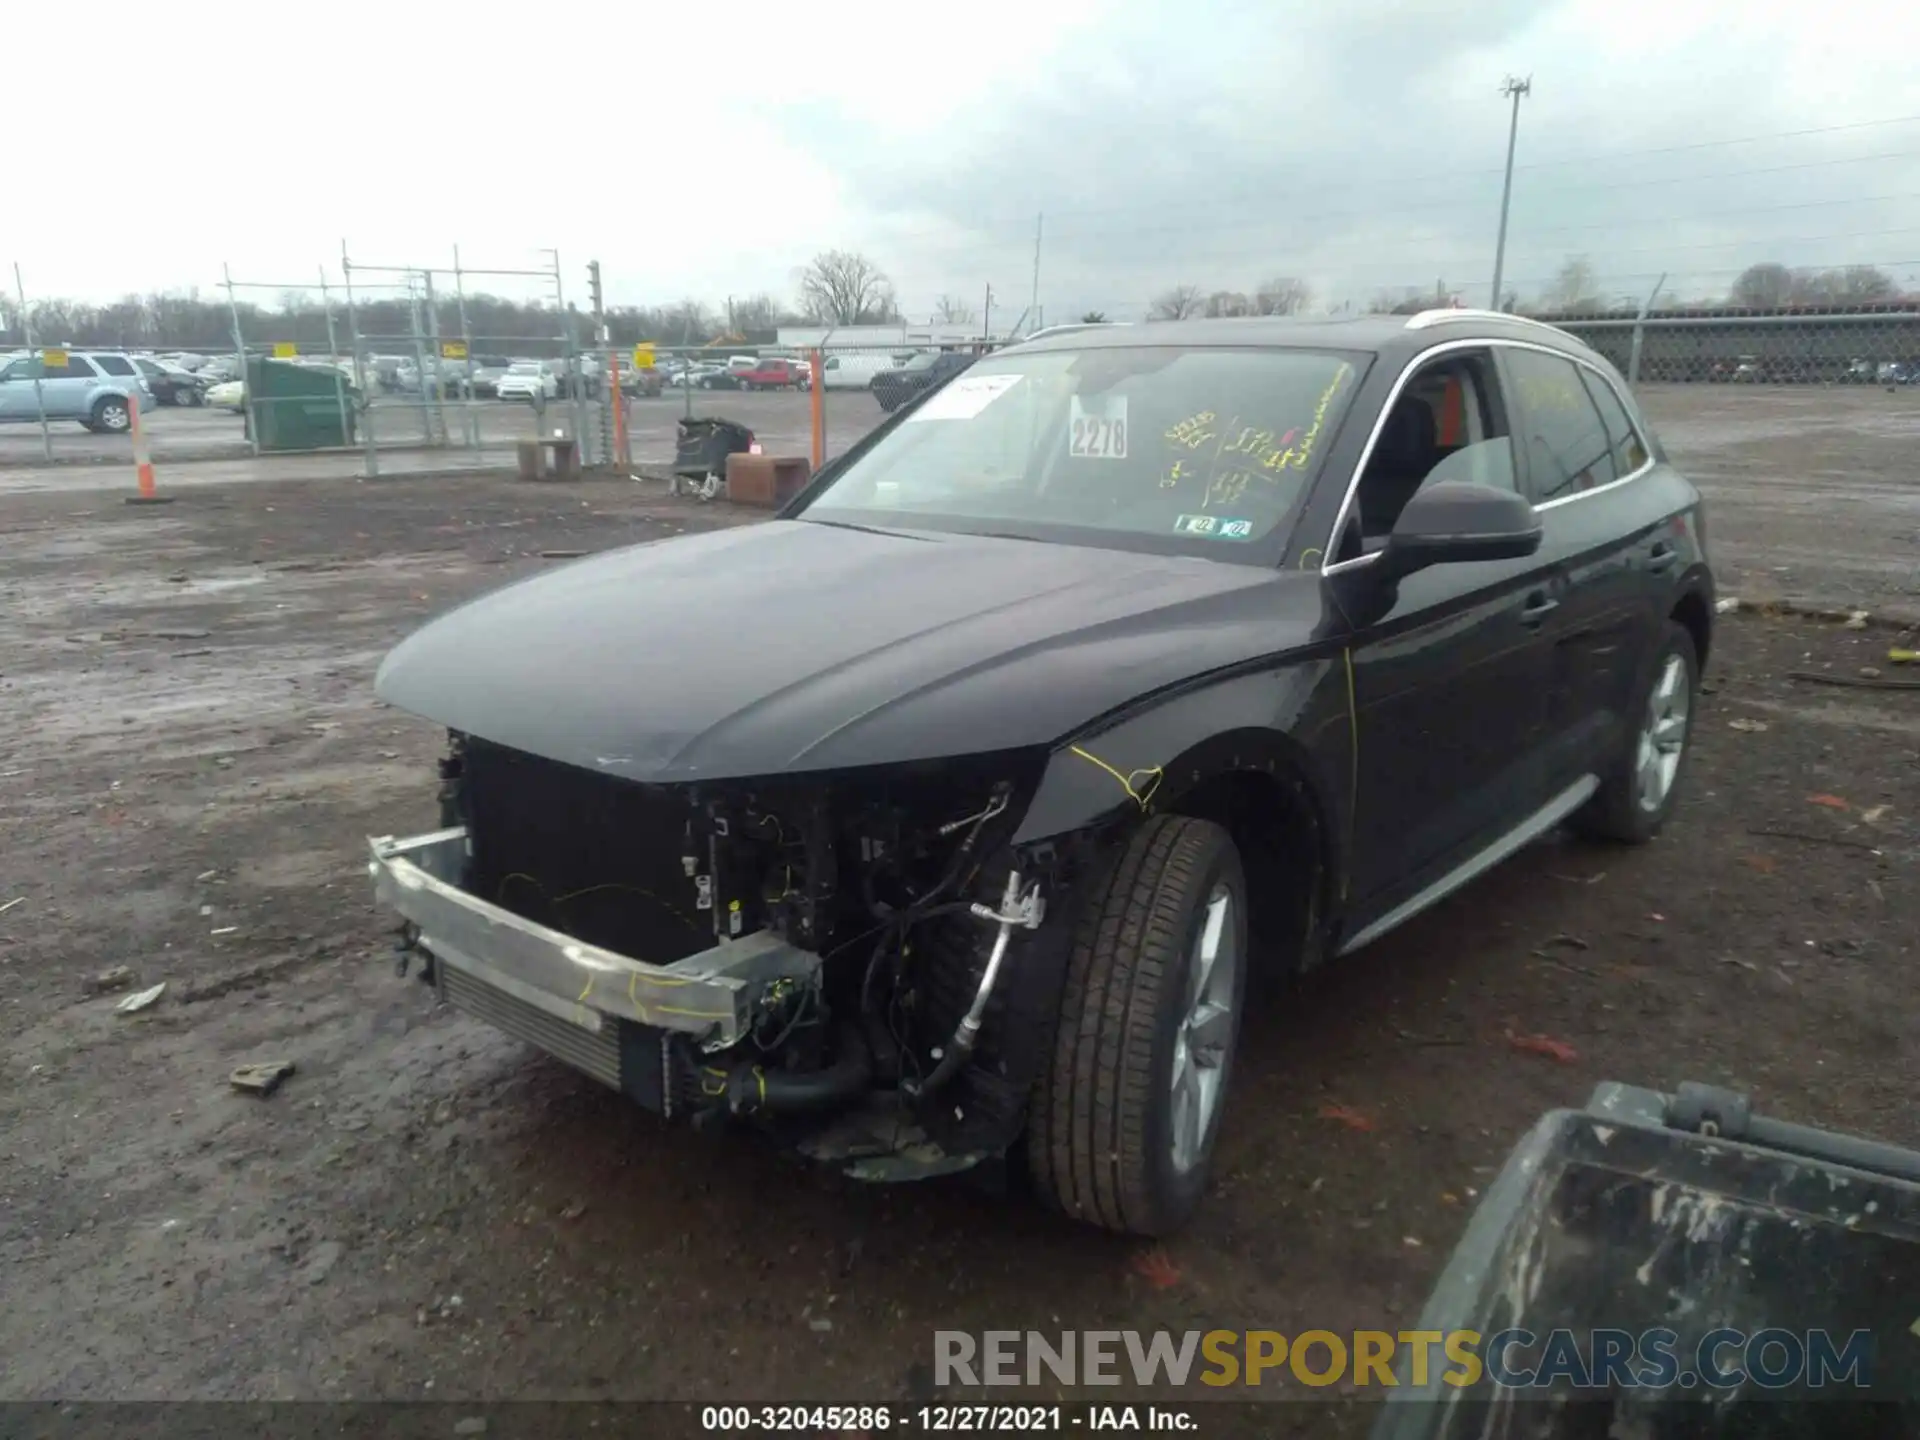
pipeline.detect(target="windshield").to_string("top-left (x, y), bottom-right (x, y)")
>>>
top-left (797, 344), bottom-right (1363, 554)
top-left (507, 363), bottom-right (541, 374)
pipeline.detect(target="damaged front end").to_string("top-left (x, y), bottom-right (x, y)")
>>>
top-left (369, 734), bottom-right (1082, 1179)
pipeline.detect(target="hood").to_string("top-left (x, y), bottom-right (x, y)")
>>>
top-left (374, 520), bottom-right (1327, 782)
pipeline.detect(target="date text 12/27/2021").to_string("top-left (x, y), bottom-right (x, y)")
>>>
top-left (699, 1404), bottom-right (1201, 1432)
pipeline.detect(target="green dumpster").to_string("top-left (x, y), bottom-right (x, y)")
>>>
top-left (244, 357), bottom-right (359, 451)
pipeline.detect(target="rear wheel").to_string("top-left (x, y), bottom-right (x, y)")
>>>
top-left (91, 396), bottom-right (132, 434)
top-left (1028, 815), bottom-right (1247, 1236)
top-left (1572, 620), bottom-right (1699, 843)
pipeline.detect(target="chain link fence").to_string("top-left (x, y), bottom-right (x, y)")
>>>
top-left (1537, 305), bottom-right (1920, 386)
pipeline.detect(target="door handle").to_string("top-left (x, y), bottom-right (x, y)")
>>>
top-left (1647, 542), bottom-right (1678, 574)
top-left (1520, 592), bottom-right (1560, 626)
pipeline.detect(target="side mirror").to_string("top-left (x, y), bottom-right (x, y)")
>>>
top-left (1380, 481), bottom-right (1542, 580)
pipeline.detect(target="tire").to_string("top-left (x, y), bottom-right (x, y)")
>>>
top-left (184, 387), bottom-right (204, 407)
top-left (1028, 814), bottom-right (1248, 1236)
top-left (92, 396), bottom-right (132, 434)
top-left (1571, 619), bottom-right (1699, 844)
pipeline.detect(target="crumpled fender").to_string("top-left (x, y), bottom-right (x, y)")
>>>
top-left (1010, 658), bottom-right (1354, 851)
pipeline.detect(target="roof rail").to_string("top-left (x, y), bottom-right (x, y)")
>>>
top-left (1016, 321), bottom-right (1129, 343)
top-left (1403, 307), bottom-right (1567, 333)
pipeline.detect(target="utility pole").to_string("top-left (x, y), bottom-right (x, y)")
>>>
top-left (983, 283), bottom-right (993, 345)
top-left (1490, 74), bottom-right (1531, 313)
top-left (1029, 213), bottom-right (1043, 334)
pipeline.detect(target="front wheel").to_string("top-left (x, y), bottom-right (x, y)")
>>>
top-left (1572, 620), bottom-right (1699, 843)
top-left (1028, 814), bottom-right (1247, 1236)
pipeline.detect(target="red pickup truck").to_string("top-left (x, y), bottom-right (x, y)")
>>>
top-left (734, 358), bottom-right (811, 391)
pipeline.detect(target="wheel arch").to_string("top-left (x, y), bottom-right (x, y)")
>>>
top-left (1011, 667), bottom-right (1349, 973)
top-left (1670, 579), bottom-right (1713, 672)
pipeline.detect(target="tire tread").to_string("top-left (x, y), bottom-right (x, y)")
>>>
top-left (1029, 814), bottom-right (1226, 1235)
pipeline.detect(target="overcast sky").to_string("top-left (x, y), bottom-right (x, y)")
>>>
top-left (13, 0), bottom-right (1920, 322)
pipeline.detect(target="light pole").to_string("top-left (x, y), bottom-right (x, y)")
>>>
top-left (1490, 75), bottom-right (1531, 312)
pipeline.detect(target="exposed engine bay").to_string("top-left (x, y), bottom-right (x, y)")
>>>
top-left (391, 733), bottom-right (1083, 1177)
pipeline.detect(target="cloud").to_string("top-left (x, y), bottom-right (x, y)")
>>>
top-left (780, 0), bottom-right (1920, 317)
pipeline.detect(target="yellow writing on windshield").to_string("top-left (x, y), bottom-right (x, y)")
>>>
top-left (1164, 411), bottom-right (1219, 449)
top-left (1162, 459), bottom-right (1197, 489)
top-left (1262, 363), bottom-right (1353, 472)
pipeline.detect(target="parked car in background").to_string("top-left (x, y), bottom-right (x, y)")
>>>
top-left (205, 379), bottom-right (245, 413)
top-left (682, 364), bottom-right (740, 390)
top-left (735, 358), bottom-right (810, 391)
top-left (871, 349), bottom-right (975, 412)
top-left (0, 350), bottom-right (156, 432)
top-left (134, 356), bottom-right (208, 407)
top-left (619, 366), bottom-right (664, 398)
top-left (820, 352), bottom-right (906, 391)
top-left (463, 357), bottom-right (514, 398)
top-left (365, 310), bottom-right (1714, 1236)
top-left (496, 361), bottom-right (560, 402)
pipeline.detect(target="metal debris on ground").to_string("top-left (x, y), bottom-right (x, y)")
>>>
top-left (1715, 597), bottom-right (1740, 614)
top-left (1890, 648), bottom-right (1918, 665)
top-left (1318, 1103), bottom-right (1377, 1132)
top-left (1727, 717), bottom-right (1769, 732)
top-left (1807, 794), bottom-right (1852, 811)
top-left (229, 1060), bottom-right (296, 1096)
top-left (1507, 1032), bottom-right (1579, 1063)
top-left (83, 966), bottom-right (134, 995)
top-left (1790, 670), bottom-right (1920, 691)
top-left (115, 982), bottom-right (167, 1014)
top-left (0, 897), bottom-right (22, 915)
top-left (1129, 1246), bottom-right (1183, 1290)
top-left (1844, 611), bottom-right (1870, 630)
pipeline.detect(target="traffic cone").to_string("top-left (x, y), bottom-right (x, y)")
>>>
top-left (125, 392), bottom-right (174, 506)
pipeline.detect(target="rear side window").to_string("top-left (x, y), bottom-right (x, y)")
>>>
top-left (1577, 369), bottom-right (1650, 476)
top-left (94, 355), bottom-right (136, 376)
top-left (45, 354), bottom-right (99, 380)
top-left (1502, 349), bottom-right (1617, 502)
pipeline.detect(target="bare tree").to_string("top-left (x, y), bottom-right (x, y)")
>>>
top-left (1729, 262), bottom-right (1793, 308)
top-left (731, 293), bottom-right (795, 335)
top-left (1253, 277), bottom-right (1311, 315)
top-left (660, 299), bottom-right (717, 345)
top-left (1203, 290), bottom-right (1253, 318)
top-left (1542, 256), bottom-right (1602, 313)
top-left (1080, 310), bottom-right (1108, 323)
top-left (1148, 284), bottom-right (1204, 321)
top-left (933, 294), bottom-right (977, 325)
top-left (797, 250), bottom-right (897, 325)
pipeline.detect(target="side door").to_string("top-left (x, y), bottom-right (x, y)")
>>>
top-left (0, 357), bottom-right (34, 419)
top-left (1332, 346), bottom-right (1563, 912)
top-left (40, 353), bottom-right (99, 419)
top-left (1498, 346), bottom-right (1658, 793)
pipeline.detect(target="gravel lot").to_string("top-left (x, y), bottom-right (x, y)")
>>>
top-left (0, 394), bottom-right (1917, 1430)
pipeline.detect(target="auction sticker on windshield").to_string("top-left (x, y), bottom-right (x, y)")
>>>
top-left (907, 373), bottom-right (1024, 422)
top-left (1174, 513), bottom-right (1255, 539)
top-left (1068, 394), bottom-right (1129, 459)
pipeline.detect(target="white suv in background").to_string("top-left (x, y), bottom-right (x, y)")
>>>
top-left (0, 350), bottom-right (156, 433)
top-left (495, 361), bottom-right (560, 402)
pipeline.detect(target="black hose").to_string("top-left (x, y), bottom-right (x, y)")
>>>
top-left (725, 1023), bottom-right (872, 1117)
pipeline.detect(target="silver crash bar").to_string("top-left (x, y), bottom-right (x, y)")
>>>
top-left (367, 827), bottom-right (820, 1050)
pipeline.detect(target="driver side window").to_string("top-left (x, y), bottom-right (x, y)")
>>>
top-left (1337, 351), bottom-right (1516, 561)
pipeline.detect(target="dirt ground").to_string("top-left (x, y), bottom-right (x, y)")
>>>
top-left (1, 470), bottom-right (1917, 1428)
